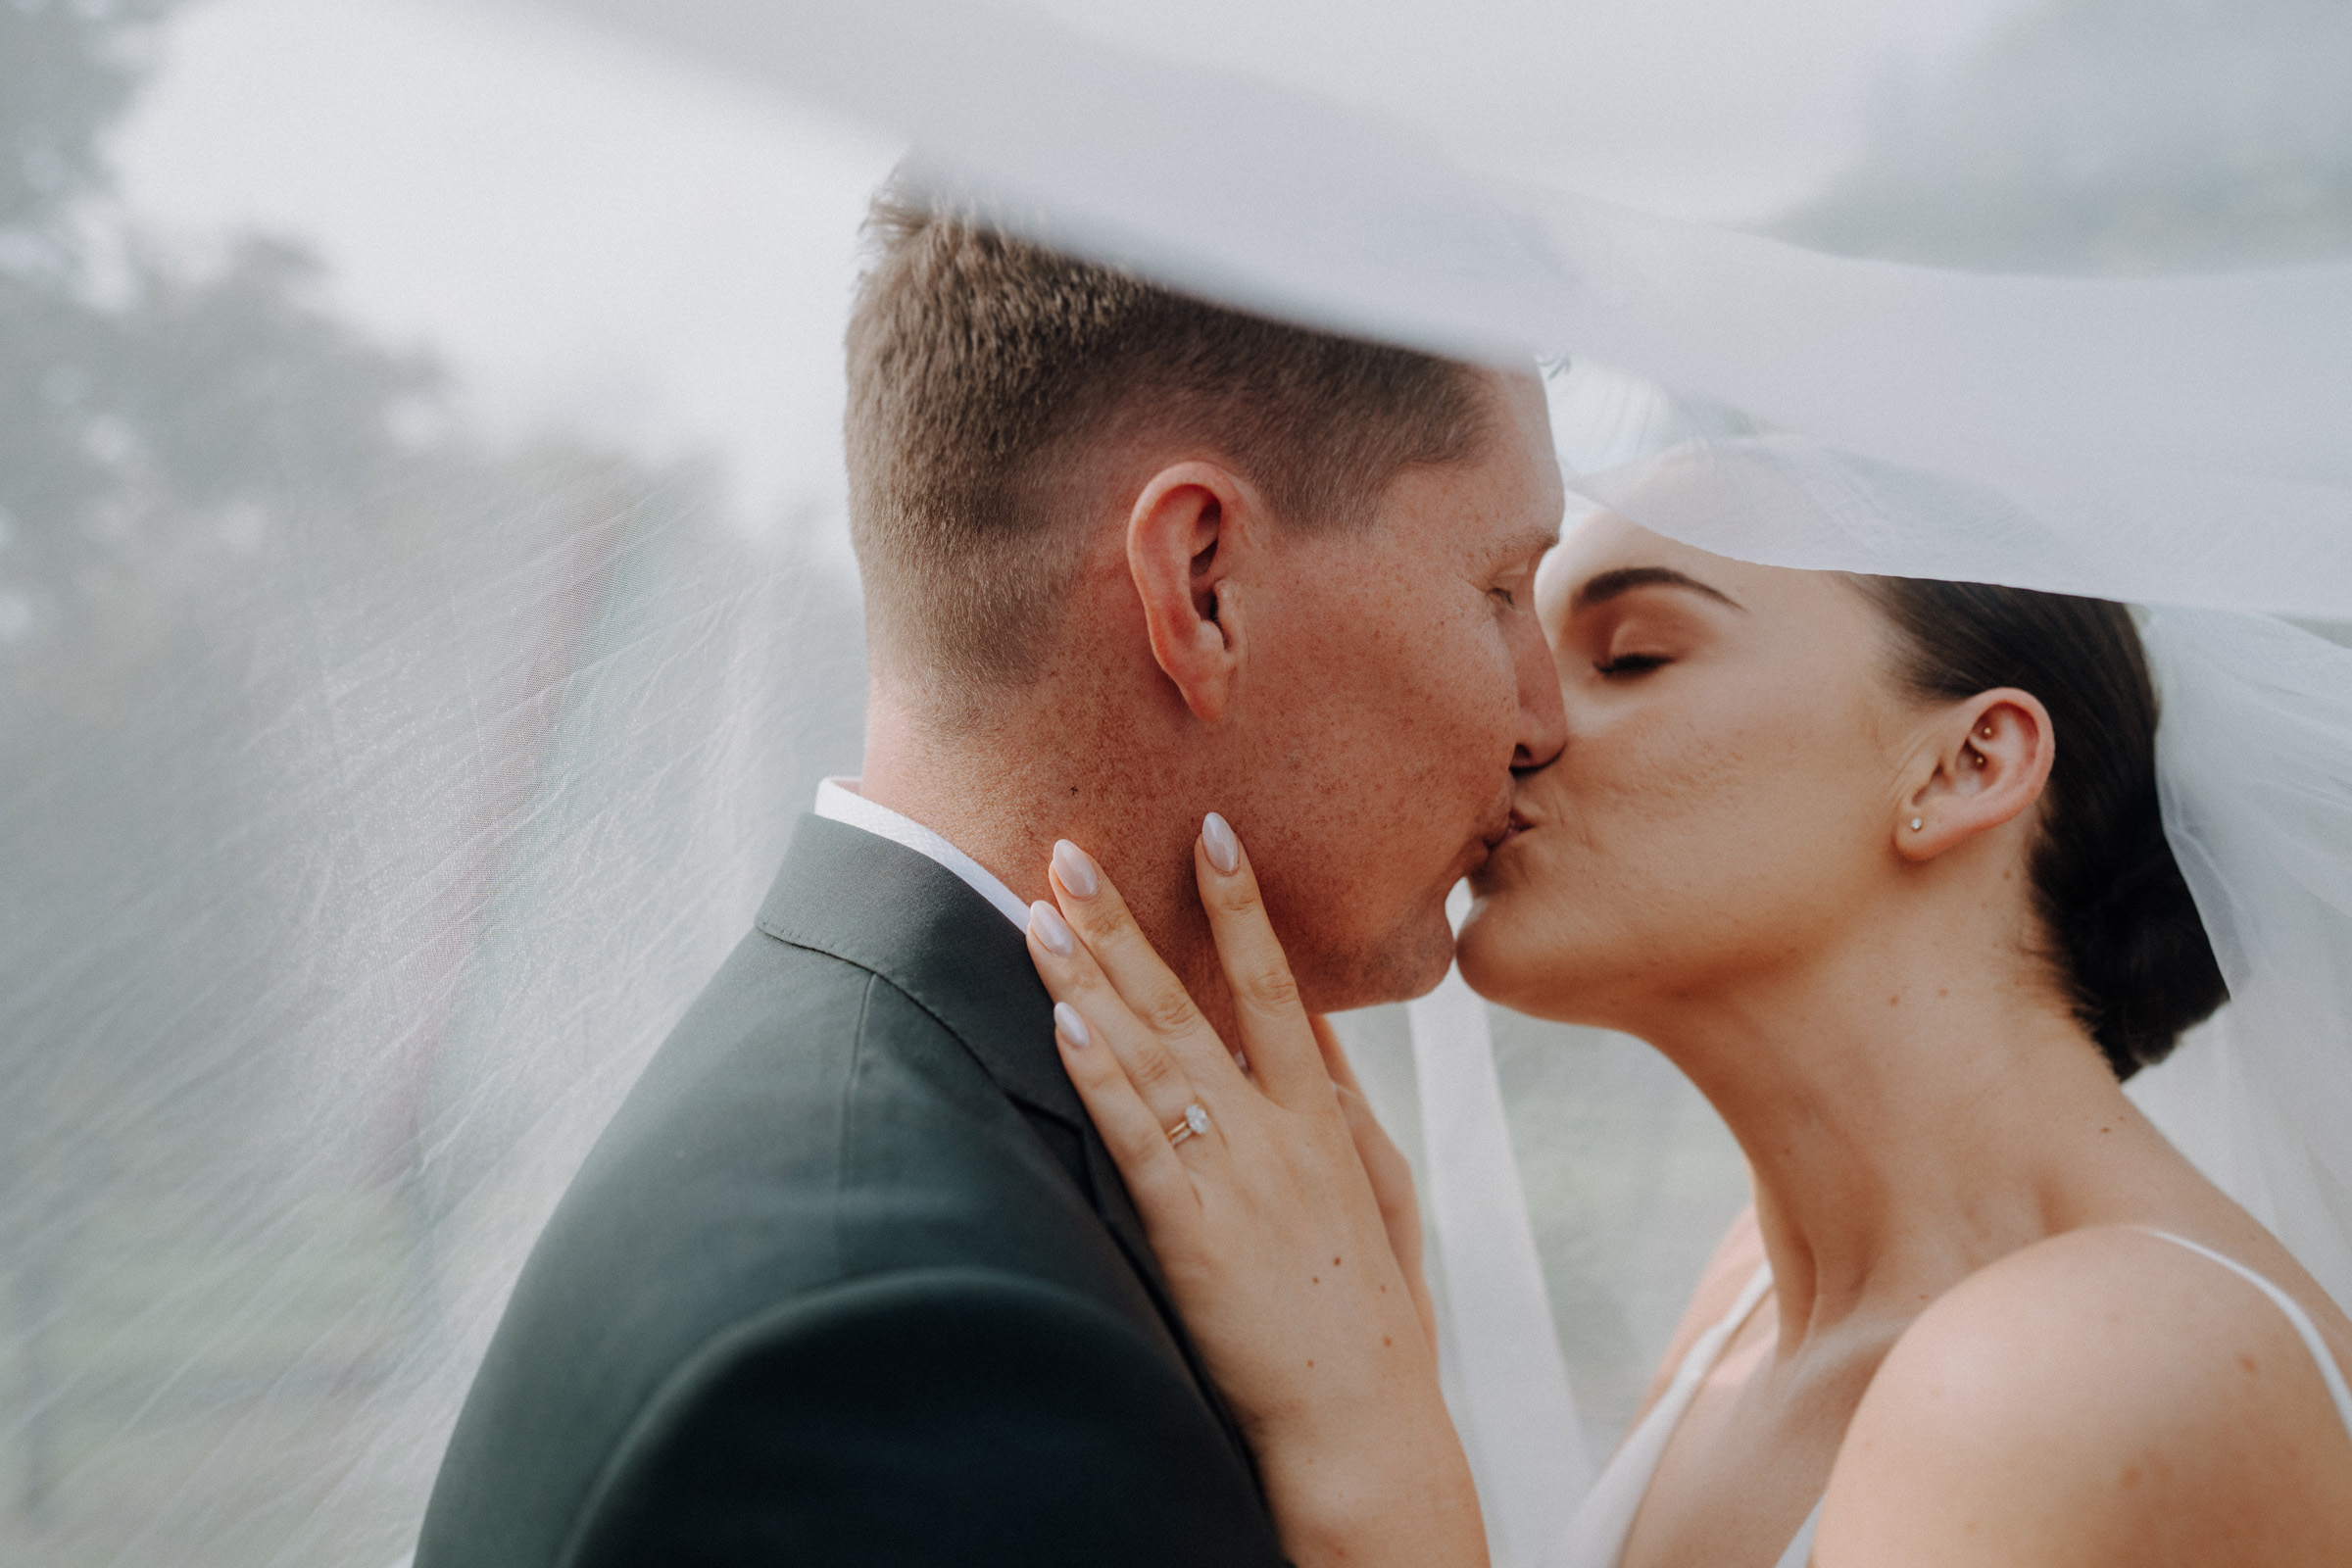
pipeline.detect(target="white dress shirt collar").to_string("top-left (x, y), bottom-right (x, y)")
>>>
top-left (812, 776), bottom-right (1030, 930)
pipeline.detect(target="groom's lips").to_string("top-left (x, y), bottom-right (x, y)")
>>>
top-left (1471, 809), bottom-right (1528, 870)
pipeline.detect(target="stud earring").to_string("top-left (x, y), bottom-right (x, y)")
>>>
top-left (1910, 816), bottom-right (1924, 831)
top-left (1973, 750), bottom-right (1988, 768)
top-left (1979, 723), bottom-right (1995, 739)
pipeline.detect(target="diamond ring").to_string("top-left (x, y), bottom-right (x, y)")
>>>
top-left (1166, 1102), bottom-right (1210, 1147)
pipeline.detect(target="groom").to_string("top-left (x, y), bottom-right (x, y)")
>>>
top-left (416, 180), bottom-right (1565, 1567)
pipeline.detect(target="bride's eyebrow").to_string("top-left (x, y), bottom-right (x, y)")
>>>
top-left (1572, 565), bottom-right (1743, 613)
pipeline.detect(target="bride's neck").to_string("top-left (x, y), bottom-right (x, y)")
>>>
top-left (1643, 918), bottom-right (2171, 1352)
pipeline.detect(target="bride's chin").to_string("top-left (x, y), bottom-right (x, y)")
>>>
top-left (1453, 894), bottom-right (1530, 1005)
top-left (1457, 891), bottom-right (1596, 1022)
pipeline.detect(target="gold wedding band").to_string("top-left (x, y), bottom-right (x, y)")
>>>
top-left (1166, 1102), bottom-right (1210, 1147)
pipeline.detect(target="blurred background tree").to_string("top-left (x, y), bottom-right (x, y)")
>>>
top-left (0, 0), bottom-right (466, 644)
top-left (0, 0), bottom-right (170, 231)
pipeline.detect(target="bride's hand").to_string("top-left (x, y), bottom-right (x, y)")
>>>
top-left (1024, 815), bottom-right (1486, 1568)
top-left (1308, 1011), bottom-right (1440, 1355)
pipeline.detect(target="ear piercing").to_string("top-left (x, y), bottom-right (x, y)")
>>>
top-left (1919, 727), bottom-right (1994, 831)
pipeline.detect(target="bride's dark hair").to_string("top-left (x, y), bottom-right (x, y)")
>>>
top-left (1857, 579), bottom-right (2229, 1080)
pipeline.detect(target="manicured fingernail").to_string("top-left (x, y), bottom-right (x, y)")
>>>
top-left (1054, 1002), bottom-right (1092, 1049)
top-left (1202, 811), bottom-right (1240, 875)
top-left (1030, 901), bottom-right (1074, 956)
top-left (1053, 839), bottom-right (1099, 898)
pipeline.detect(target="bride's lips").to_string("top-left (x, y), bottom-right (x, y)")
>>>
top-left (1470, 810), bottom-right (1534, 885)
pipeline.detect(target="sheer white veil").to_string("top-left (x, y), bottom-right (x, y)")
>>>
top-left (6, 3), bottom-right (2347, 1565)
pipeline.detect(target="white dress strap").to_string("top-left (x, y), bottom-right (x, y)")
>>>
top-left (1772, 1499), bottom-right (1822, 1568)
top-left (2140, 1229), bottom-right (2352, 1441)
top-left (1547, 1263), bottom-right (1775, 1568)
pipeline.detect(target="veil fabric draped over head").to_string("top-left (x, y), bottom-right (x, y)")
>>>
top-left (6, 3), bottom-right (2347, 1566)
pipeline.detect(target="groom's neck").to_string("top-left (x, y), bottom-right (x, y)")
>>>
top-left (857, 691), bottom-right (1076, 912)
top-left (858, 688), bottom-right (1234, 1030)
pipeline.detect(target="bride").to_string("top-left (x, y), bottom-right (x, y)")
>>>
top-left (1020, 514), bottom-right (2352, 1567)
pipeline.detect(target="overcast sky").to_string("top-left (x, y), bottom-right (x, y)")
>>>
top-left (112, 0), bottom-right (2034, 539)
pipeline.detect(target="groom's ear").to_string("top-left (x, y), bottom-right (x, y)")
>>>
top-left (1127, 461), bottom-right (1251, 723)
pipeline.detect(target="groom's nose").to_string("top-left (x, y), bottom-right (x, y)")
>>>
top-left (1508, 611), bottom-right (1568, 771)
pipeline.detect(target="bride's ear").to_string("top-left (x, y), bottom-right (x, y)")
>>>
top-left (1895, 690), bottom-right (2053, 861)
top-left (1128, 461), bottom-right (1251, 723)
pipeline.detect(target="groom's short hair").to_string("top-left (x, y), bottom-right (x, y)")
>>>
top-left (845, 177), bottom-right (1491, 699)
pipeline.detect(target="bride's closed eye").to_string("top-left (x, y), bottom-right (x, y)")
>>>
top-left (1555, 564), bottom-right (1742, 682)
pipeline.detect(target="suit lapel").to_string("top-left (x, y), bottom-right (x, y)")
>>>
top-left (1077, 1131), bottom-right (1264, 1473)
top-left (757, 814), bottom-right (1084, 1129)
top-left (756, 815), bottom-right (1262, 1475)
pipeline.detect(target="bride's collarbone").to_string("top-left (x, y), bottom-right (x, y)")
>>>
top-left (1620, 1310), bottom-right (1893, 1568)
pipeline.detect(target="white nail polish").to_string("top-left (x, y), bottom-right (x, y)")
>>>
top-left (1052, 839), bottom-right (1099, 898)
top-left (1054, 1002), bottom-right (1092, 1049)
top-left (1201, 811), bottom-right (1240, 875)
top-left (1030, 901), bottom-right (1074, 956)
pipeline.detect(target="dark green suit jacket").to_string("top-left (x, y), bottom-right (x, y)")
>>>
top-left (416, 815), bottom-right (1287, 1566)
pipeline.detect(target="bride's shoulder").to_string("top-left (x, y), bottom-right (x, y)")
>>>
top-left (1818, 1226), bottom-right (2352, 1564)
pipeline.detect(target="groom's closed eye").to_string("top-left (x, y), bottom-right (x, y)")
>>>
top-left (1487, 532), bottom-right (1558, 608)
